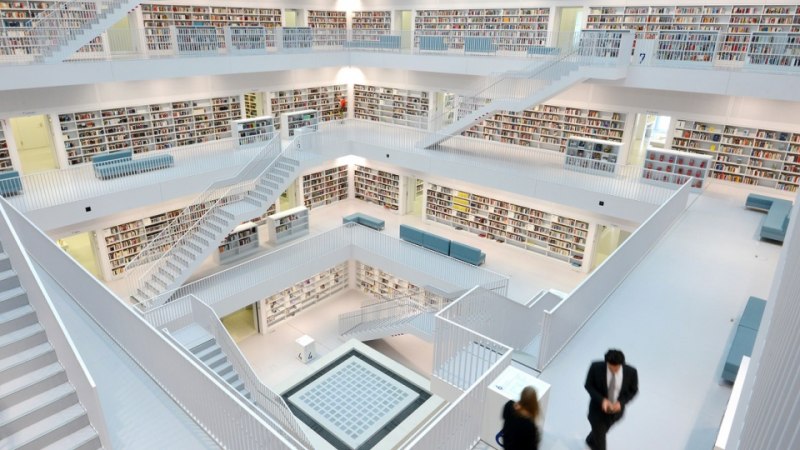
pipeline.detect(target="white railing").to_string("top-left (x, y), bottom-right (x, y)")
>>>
top-left (537, 181), bottom-right (692, 370)
top-left (0, 118), bottom-right (678, 223)
top-left (338, 292), bottom-right (428, 336)
top-left (0, 202), bottom-right (111, 449)
top-left (0, 196), bottom-right (301, 449)
top-left (184, 295), bottom-right (313, 450)
top-left (123, 132), bottom-right (280, 272)
top-left (2, 135), bottom-right (251, 213)
top-left (140, 223), bottom-right (509, 310)
top-left (404, 313), bottom-right (512, 449)
top-left (438, 286), bottom-right (541, 350)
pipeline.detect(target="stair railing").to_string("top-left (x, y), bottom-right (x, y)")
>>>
top-left (24, 0), bottom-right (125, 60)
top-left (422, 30), bottom-right (633, 144)
top-left (123, 132), bottom-right (281, 274)
top-left (132, 132), bottom-right (308, 309)
top-left (338, 291), bottom-right (439, 336)
top-left (186, 295), bottom-right (314, 450)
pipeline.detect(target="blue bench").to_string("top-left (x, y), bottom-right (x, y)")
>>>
top-left (464, 37), bottom-right (496, 55)
top-left (745, 193), bottom-right (792, 243)
top-left (527, 46), bottom-right (560, 56)
top-left (343, 213), bottom-right (385, 231)
top-left (723, 296), bottom-right (767, 382)
top-left (399, 224), bottom-right (486, 266)
top-left (93, 149), bottom-right (175, 180)
top-left (0, 171), bottom-right (22, 196)
top-left (344, 35), bottom-right (400, 51)
top-left (419, 36), bottom-right (447, 52)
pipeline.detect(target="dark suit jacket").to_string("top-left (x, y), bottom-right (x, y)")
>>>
top-left (585, 361), bottom-right (639, 422)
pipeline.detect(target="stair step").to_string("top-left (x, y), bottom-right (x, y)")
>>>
top-left (39, 426), bottom-right (101, 450)
top-left (203, 350), bottom-right (226, 369)
top-left (0, 304), bottom-right (37, 335)
top-left (0, 403), bottom-right (89, 450)
top-left (0, 252), bottom-right (12, 271)
top-left (0, 343), bottom-right (57, 381)
top-left (0, 323), bottom-right (46, 360)
top-left (0, 363), bottom-right (66, 408)
top-left (0, 269), bottom-right (20, 292)
top-left (0, 383), bottom-right (77, 435)
top-left (216, 361), bottom-right (234, 378)
top-left (0, 286), bottom-right (27, 314)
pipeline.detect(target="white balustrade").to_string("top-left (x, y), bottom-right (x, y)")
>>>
top-left (537, 182), bottom-right (692, 370)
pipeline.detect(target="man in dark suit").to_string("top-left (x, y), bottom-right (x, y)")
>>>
top-left (584, 349), bottom-right (639, 450)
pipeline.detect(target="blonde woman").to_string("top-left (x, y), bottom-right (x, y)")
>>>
top-left (500, 386), bottom-right (540, 449)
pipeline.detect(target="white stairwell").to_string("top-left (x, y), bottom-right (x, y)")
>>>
top-left (0, 247), bottom-right (101, 450)
top-left (171, 325), bottom-right (252, 401)
top-left (338, 298), bottom-right (437, 342)
top-left (31, 0), bottom-right (143, 63)
top-left (417, 30), bottom-right (634, 149)
top-left (127, 139), bottom-right (302, 309)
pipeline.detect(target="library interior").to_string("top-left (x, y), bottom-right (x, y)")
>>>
top-left (0, 1), bottom-right (799, 449)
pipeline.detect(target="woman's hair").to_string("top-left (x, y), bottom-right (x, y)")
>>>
top-left (518, 386), bottom-right (540, 420)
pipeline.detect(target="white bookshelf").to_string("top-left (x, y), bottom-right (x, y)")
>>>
top-left (463, 104), bottom-right (626, 152)
top-left (0, 124), bottom-right (12, 173)
top-left (280, 109), bottom-right (319, 139)
top-left (353, 165), bottom-right (400, 211)
top-left (748, 32), bottom-right (800, 67)
top-left (57, 95), bottom-right (241, 165)
top-left (671, 119), bottom-right (800, 191)
top-left (138, 3), bottom-right (282, 52)
top-left (564, 137), bottom-right (622, 175)
top-left (642, 147), bottom-right (711, 190)
top-left (262, 262), bottom-right (348, 328)
top-left (426, 183), bottom-right (590, 268)
top-left (355, 262), bottom-right (446, 308)
top-left (216, 221), bottom-right (259, 263)
top-left (232, 115), bottom-right (274, 147)
top-left (655, 30), bottom-right (718, 64)
top-left (269, 84), bottom-right (346, 127)
top-left (307, 10), bottom-right (347, 47)
top-left (302, 165), bottom-right (349, 209)
top-left (353, 84), bottom-right (430, 130)
top-left (413, 8), bottom-right (550, 52)
top-left (352, 10), bottom-right (391, 40)
top-left (266, 206), bottom-right (309, 244)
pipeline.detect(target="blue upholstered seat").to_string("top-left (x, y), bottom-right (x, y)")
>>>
top-left (399, 224), bottom-right (486, 265)
top-left (722, 296), bottom-right (766, 383)
top-left (342, 213), bottom-right (385, 231)
top-left (93, 150), bottom-right (174, 179)
top-left (0, 171), bottom-right (22, 196)
top-left (745, 193), bottom-right (792, 243)
top-left (464, 37), bottom-right (496, 54)
top-left (419, 36), bottom-right (447, 52)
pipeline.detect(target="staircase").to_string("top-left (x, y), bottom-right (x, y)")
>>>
top-left (418, 30), bottom-right (634, 149)
top-left (171, 325), bottom-right (251, 401)
top-left (28, 0), bottom-right (142, 63)
top-left (339, 298), bottom-right (437, 342)
top-left (0, 249), bottom-right (101, 450)
top-left (434, 340), bottom-right (504, 389)
top-left (128, 146), bottom-right (302, 309)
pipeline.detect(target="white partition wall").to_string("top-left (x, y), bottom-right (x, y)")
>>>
top-left (537, 182), bottom-right (692, 370)
top-left (729, 191), bottom-right (800, 449)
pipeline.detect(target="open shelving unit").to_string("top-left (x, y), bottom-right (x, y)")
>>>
top-left (655, 30), bottom-right (718, 64)
top-left (280, 109), bottom-right (319, 139)
top-left (463, 104), bottom-right (626, 152)
top-left (262, 262), bottom-right (348, 328)
top-left (564, 137), bottom-right (622, 174)
top-left (355, 262), bottom-right (446, 308)
top-left (748, 32), bottom-right (800, 67)
top-left (232, 115), bottom-right (274, 147)
top-left (354, 165), bottom-right (400, 210)
top-left (302, 165), bottom-right (349, 210)
top-left (266, 205), bottom-right (309, 244)
top-left (353, 84), bottom-right (430, 130)
top-left (352, 10), bottom-right (391, 40)
top-left (138, 3), bottom-right (282, 52)
top-left (269, 84), bottom-right (346, 127)
top-left (426, 183), bottom-right (590, 268)
top-left (57, 95), bottom-right (241, 165)
top-left (642, 147), bottom-right (711, 189)
top-left (216, 222), bottom-right (258, 263)
top-left (0, 125), bottom-right (12, 173)
top-left (0, 1), bottom-right (104, 57)
top-left (413, 8), bottom-right (550, 52)
top-left (307, 10), bottom-right (347, 47)
top-left (671, 119), bottom-right (800, 191)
